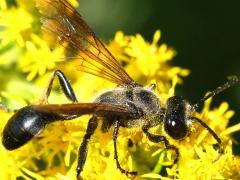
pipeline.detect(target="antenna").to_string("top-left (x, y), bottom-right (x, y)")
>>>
top-left (193, 75), bottom-right (239, 110)
top-left (191, 117), bottom-right (223, 162)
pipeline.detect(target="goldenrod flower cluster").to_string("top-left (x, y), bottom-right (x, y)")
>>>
top-left (0, 1), bottom-right (240, 180)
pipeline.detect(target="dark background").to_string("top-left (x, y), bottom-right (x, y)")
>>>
top-left (80, 0), bottom-right (240, 149)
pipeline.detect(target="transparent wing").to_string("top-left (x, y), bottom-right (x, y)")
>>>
top-left (36, 0), bottom-right (137, 86)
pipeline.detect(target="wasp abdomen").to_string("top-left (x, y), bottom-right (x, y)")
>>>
top-left (2, 106), bottom-right (59, 150)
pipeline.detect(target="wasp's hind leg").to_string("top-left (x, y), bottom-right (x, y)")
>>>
top-left (143, 127), bottom-right (179, 163)
top-left (39, 70), bottom-right (78, 104)
top-left (76, 116), bottom-right (98, 179)
top-left (113, 120), bottom-right (137, 176)
top-left (1, 70), bottom-right (77, 112)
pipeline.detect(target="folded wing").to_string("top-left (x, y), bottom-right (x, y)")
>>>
top-left (32, 102), bottom-right (135, 118)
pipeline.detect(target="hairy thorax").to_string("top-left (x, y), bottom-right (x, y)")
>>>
top-left (94, 86), bottom-right (161, 129)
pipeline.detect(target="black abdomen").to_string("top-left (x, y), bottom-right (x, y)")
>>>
top-left (2, 107), bottom-right (59, 150)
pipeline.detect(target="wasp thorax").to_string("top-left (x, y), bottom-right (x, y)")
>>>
top-left (164, 96), bottom-right (189, 140)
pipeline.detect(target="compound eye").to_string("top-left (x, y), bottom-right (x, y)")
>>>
top-left (164, 119), bottom-right (188, 140)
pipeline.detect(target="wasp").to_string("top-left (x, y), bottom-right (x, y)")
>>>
top-left (1, 0), bottom-right (239, 179)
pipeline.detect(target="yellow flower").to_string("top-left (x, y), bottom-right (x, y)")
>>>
top-left (0, 0), bottom-right (7, 10)
top-left (68, 0), bottom-right (79, 7)
top-left (108, 30), bottom-right (189, 92)
top-left (19, 34), bottom-right (64, 81)
top-left (0, 6), bottom-right (33, 46)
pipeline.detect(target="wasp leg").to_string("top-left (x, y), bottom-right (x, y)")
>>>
top-left (113, 120), bottom-right (137, 176)
top-left (143, 128), bottom-right (179, 163)
top-left (39, 70), bottom-right (78, 104)
top-left (76, 116), bottom-right (98, 179)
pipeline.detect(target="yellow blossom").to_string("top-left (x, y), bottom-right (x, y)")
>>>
top-left (0, 0), bottom-right (7, 10)
top-left (19, 34), bottom-right (65, 81)
top-left (69, 0), bottom-right (79, 7)
top-left (108, 30), bottom-right (189, 92)
top-left (0, 7), bottom-right (33, 46)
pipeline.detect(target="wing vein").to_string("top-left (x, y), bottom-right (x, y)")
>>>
top-left (37, 0), bottom-right (137, 86)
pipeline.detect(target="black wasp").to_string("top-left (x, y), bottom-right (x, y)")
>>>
top-left (1, 0), bottom-right (239, 179)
